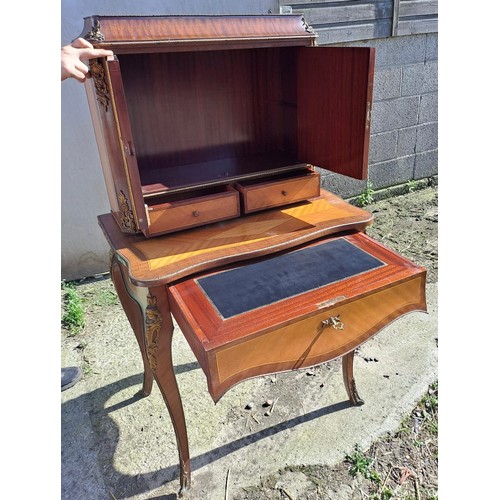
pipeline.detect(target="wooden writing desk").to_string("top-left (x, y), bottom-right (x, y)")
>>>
top-left (81, 15), bottom-right (427, 494)
top-left (98, 190), bottom-right (426, 494)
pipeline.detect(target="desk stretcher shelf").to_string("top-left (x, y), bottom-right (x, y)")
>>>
top-left (167, 232), bottom-right (426, 401)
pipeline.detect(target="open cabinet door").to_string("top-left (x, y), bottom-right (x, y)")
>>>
top-left (297, 47), bottom-right (375, 180)
top-left (104, 56), bottom-right (151, 234)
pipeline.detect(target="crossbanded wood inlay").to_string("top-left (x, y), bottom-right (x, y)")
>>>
top-left (133, 198), bottom-right (358, 271)
top-left (215, 276), bottom-right (424, 383)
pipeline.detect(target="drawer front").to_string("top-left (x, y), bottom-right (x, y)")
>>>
top-left (146, 188), bottom-right (240, 236)
top-left (238, 171), bottom-right (320, 213)
top-left (213, 276), bottom-right (424, 386)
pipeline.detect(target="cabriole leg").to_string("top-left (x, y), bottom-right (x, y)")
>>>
top-left (342, 350), bottom-right (365, 406)
top-left (110, 254), bottom-right (154, 396)
top-left (110, 255), bottom-right (191, 493)
top-left (145, 285), bottom-right (191, 494)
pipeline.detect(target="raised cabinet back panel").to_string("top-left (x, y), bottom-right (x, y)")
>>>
top-left (118, 48), bottom-right (299, 194)
top-left (297, 47), bottom-right (375, 180)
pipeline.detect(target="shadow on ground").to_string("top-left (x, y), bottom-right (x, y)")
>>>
top-left (62, 367), bottom-right (352, 498)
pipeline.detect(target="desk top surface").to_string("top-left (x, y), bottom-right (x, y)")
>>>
top-left (98, 190), bottom-right (373, 286)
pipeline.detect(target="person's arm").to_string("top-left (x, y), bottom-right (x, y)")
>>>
top-left (61, 37), bottom-right (113, 82)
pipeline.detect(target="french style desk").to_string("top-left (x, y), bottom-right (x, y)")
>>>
top-left (98, 190), bottom-right (426, 494)
top-left (81, 14), bottom-right (427, 494)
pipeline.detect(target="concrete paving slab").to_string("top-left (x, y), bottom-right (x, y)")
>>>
top-left (61, 280), bottom-right (437, 500)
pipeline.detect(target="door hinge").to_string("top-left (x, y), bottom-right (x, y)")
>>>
top-left (123, 140), bottom-right (135, 156)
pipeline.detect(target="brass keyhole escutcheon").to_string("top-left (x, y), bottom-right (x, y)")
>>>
top-left (320, 314), bottom-right (344, 331)
top-left (281, 190), bottom-right (288, 196)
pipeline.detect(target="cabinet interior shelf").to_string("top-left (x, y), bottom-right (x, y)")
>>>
top-left (141, 151), bottom-right (308, 197)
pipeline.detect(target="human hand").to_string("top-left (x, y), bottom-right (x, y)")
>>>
top-left (61, 37), bottom-right (113, 82)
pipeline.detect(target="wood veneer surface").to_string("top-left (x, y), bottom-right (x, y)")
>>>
top-left (81, 15), bottom-right (316, 53)
top-left (297, 47), bottom-right (375, 180)
top-left (168, 232), bottom-right (426, 351)
top-left (210, 276), bottom-right (425, 399)
top-left (118, 48), bottom-right (298, 185)
top-left (98, 190), bottom-right (373, 285)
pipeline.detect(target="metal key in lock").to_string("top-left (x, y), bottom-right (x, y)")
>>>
top-left (320, 314), bottom-right (344, 331)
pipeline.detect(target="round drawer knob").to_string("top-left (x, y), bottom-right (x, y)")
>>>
top-left (281, 190), bottom-right (288, 196)
top-left (192, 210), bottom-right (200, 217)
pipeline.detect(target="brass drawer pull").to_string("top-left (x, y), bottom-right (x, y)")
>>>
top-left (281, 190), bottom-right (288, 196)
top-left (192, 210), bottom-right (200, 217)
top-left (320, 315), bottom-right (344, 331)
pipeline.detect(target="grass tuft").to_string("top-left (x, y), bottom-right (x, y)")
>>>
top-left (345, 444), bottom-right (381, 483)
top-left (61, 281), bottom-right (85, 336)
top-left (357, 182), bottom-right (375, 207)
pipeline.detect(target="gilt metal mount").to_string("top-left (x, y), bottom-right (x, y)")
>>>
top-left (321, 315), bottom-right (344, 331)
top-left (85, 20), bottom-right (105, 42)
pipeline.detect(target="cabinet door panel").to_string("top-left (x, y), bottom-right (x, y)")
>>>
top-left (297, 47), bottom-right (375, 180)
top-left (106, 57), bottom-right (148, 233)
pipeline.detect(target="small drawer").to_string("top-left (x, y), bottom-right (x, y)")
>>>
top-left (168, 232), bottom-right (426, 401)
top-left (236, 169), bottom-right (320, 213)
top-left (145, 185), bottom-right (240, 236)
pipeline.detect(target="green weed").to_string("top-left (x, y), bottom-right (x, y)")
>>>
top-left (422, 382), bottom-right (438, 413)
top-left (374, 487), bottom-right (394, 500)
top-left (406, 179), bottom-right (418, 193)
top-left (398, 381), bottom-right (438, 438)
top-left (83, 286), bottom-right (118, 307)
top-left (61, 281), bottom-right (85, 336)
top-left (357, 182), bottom-right (375, 207)
top-left (82, 363), bottom-right (93, 375)
top-left (345, 444), bottom-right (380, 483)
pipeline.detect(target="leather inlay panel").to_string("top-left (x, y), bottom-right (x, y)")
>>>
top-left (196, 238), bottom-right (385, 319)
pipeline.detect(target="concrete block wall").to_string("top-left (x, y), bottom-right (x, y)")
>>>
top-left (320, 33), bottom-right (438, 198)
